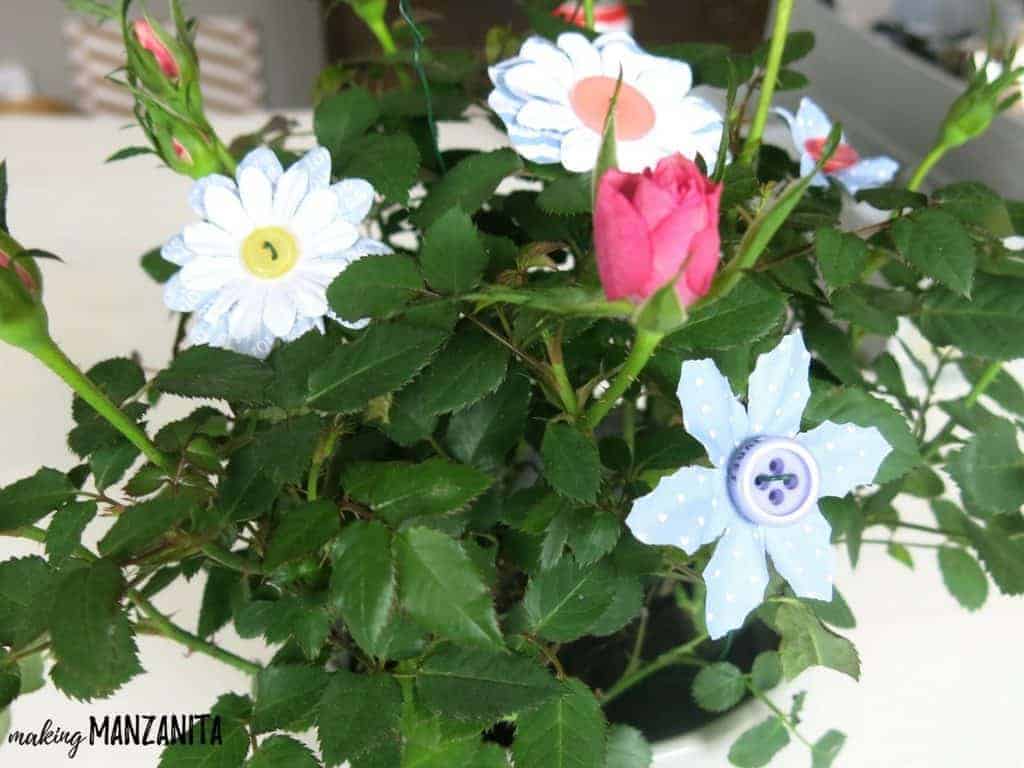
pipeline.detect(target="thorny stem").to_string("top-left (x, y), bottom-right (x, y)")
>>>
top-left (965, 360), bottom-right (1003, 409)
top-left (584, 329), bottom-right (664, 432)
top-left (750, 687), bottom-right (814, 749)
top-left (544, 329), bottom-right (579, 417)
top-left (600, 633), bottom-right (708, 705)
top-left (907, 143), bottom-right (948, 193)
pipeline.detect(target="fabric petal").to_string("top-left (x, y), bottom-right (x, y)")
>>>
top-left (703, 522), bottom-right (769, 639)
top-left (290, 188), bottom-right (340, 238)
top-left (182, 222), bottom-right (235, 257)
top-left (793, 97), bottom-right (834, 145)
top-left (833, 156), bottom-right (900, 196)
top-left (678, 358), bottom-right (749, 467)
top-left (203, 185), bottom-right (252, 236)
top-left (238, 165), bottom-right (274, 224)
top-left (797, 421), bottom-right (892, 499)
top-left (517, 100), bottom-right (580, 133)
top-left (557, 32), bottom-right (601, 79)
top-left (188, 174), bottom-right (236, 219)
top-left (164, 273), bottom-right (210, 312)
top-left (331, 178), bottom-right (376, 224)
top-left (764, 507), bottom-right (834, 601)
top-left (503, 62), bottom-right (569, 104)
top-left (626, 466), bottom-right (731, 554)
top-left (290, 147), bottom-right (332, 191)
top-left (273, 167), bottom-right (310, 222)
top-left (519, 36), bottom-right (574, 88)
top-left (237, 147), bottom-right (283, 185)
top-left (178, 257), bottom-right (243, 292)
top-left (310, 218), bottom-right (360, 257)
top-left (263, 288), bottom-right (297, 338)
top-left (161, 235), bottom-right (193, 267)
top-left (560, 128), bottom-right (601, 173)
top-left (596, 33), bottom-right (648, 82)
top-left (288, 276), bottom-right (331, 317)
top-left (747, 330), bottom-right (812, 437)
top-left (634, 58), bottom-right (693, 102)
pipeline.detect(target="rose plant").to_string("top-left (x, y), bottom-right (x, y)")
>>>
top-left (1, 0), bottom-right (1023, 766)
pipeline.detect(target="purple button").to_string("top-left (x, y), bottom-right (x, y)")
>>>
top-left (726, 436), bottom-right (820, 527)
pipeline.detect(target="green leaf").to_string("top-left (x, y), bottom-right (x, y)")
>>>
top-left (264, 500), bottom-right (340, 571)
top-left (446, 372), bottom-right (531, 471)
top-left (917, 274), bottom-right (1024, 360)
top-left (327, 254), bottom-right (422, 321)
top-left (0, 467), bottom-right (76, 530)
top-left (336, 132), bottom-right (420, 206)
top-left (267, 330), bottom-right (337, 409)
top-left (50, 559), bottom-right (142, 699)
top-left (964, 516), bottom-right (1024, 595)
top-left (155, 346), bottom-right (274, 404)
top-left (252, 664), bottom-right (329, 734)
top-left (395, 526), bottom-right (502, 648)
top-left (258, 597), bottom-right (331, 661)
top-left (45, 500), bottom-right (96, 566)
top-left (343, 458), bottom-right (491, 526)
top-left (538, 173), bottom-right (592, 215)
top-left (854, 187), bottom-right (927, 210)
top-left (249, 414), bottom-right (322, 486)
top-left (511, 679), bottom-right (607, 768)
top-left (829, 286), bottom-right (899, 336)
top-left (247, 734), bottom-right (319, 768)
top-left (605, 724), bottom-right (653, 768)
top-left (692, 662), bottom-right (746, 712)
top-left (523, 557), bottom-right (615, 642)
top-left (158, 717), bottom-right (250, 768)
top-left (947, 420), bottom-right (1024, 515)
top-left (89, 442), bottom-right (139, 491)
top-left (308, 311), bottom-right (453, 412)
top-left (665, 277), bottom-right (785, 350)
top-left (892, 209), bottom-right (976, 295)
top-left (399, 326), bottom-right (509, 416)
top-left (814, 228), bottom-right (869, 290)
top-left (934, 182), bottom-right (1014, 236)
top-left (750, 651), bottom-right (783, 691)
top-left (197, 567), bottom-right (240, 639)
top-left (803, 587), bottom-right (856, 629)
top-left (811, 730), bottom-right (846, 768)
top-left (318, 670), bottom-right (402, 768)
top-left (541, 423), bottom-right (601, 504)
top-left (419, 208), bottom-right (489, 294)
top-left (0, 556), bottom-right (56, 647)
top-left (959, 357), bottom-right (1024, 416)
top-left (140, 245), bottom-right (180, 284)
top-left (416, 645), bottom-right (561, 720)
top-left (98, 496), bottom-right (192, 559)
top-left (772, 602), bottom-right (860, 681)
top-left (219, 447), bottom-right (279, 522)
top-left (413, 149), bottom-right (522, 229)
top-left (0, 654), bottom-right (20, 710)
top-left (803, 385), bottom-right (920, 484)
top-left (315, 86), bottom-right (381, 156)
top-left (330, 521), bottom-right (395, 657)
top-left (728, 717), bottom-right (790, 768)
top-left (887, 542), bottom-right (914, 569)
top-left (938, 547), bottom-right (989, 611)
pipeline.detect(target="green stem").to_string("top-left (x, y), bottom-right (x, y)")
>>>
top-left (544, 330), bottom-right (578, 417)
top-left (583, 0), bottom-right (595, 29)
top-left (907, 142), bottom-right (949, 192)
top-left (307, 426), bottom-right (342, 501)
top-left (365, 16), bottom-right (398, 55)
top-left (601, 633), bottom-right (707, 705)
top-left (750, 687), bottom-right (813, 749)
top-left (213, 137), bottom-right (238, 177)
top-left (200, 542), bottom-right (264, 575)
top-left (583, 329), bottom-right (664, 432)
top-left (129, 589), bottom-right (262, 676)
top-left (965, 360), bottom-right (1002, 408)
top-left (29, 338), bottom-right (174, 472)
top-left (740, 0), bottom-right (794, 165)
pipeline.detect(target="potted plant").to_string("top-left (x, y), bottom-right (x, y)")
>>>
top-left (1, 0), bottom-right (1022, 766)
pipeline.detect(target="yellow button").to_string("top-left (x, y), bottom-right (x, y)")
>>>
top-left (241, 226), bottom-right (299, 279)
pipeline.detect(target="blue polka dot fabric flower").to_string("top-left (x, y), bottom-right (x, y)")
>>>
top-left (626, 330), bottom-right (892, 639)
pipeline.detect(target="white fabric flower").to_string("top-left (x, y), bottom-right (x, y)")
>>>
top-left (489, 32), bottom-right (725, 174)
top-left (775, 98), bottom-right (899, 196)
top-left (162, 146), bottom-right (389, 358)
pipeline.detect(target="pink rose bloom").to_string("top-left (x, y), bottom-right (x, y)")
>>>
top-left (594, 154), bottom-right (722, 306)
top-left (133, 19), bottom-right (180, 79)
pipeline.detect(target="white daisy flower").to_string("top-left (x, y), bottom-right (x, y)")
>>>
top-left (488, 32), bottom-right (725, 174)
top-left (162, 146), bottom-right (389, 358)
top-left (775, 97), bottom-right (899, 196)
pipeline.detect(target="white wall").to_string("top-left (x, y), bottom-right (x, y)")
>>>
top-left (0, 0), bottom-right (327, 109)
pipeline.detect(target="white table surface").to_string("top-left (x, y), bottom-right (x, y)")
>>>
top-left (0, 114), bottom-right (1021, 768)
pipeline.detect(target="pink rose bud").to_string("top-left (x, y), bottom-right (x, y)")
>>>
top-left (133, 19), bottom-right (180, 79)
top-left (0, 249), bottom-right (37, 294)
top-left (594, 154), bottom-right (723, 306)
top-left (171, 138), bottom-right (193, 165)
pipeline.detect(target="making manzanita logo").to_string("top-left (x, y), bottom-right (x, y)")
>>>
top-left (7, 714), bottom-right (223, 759)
